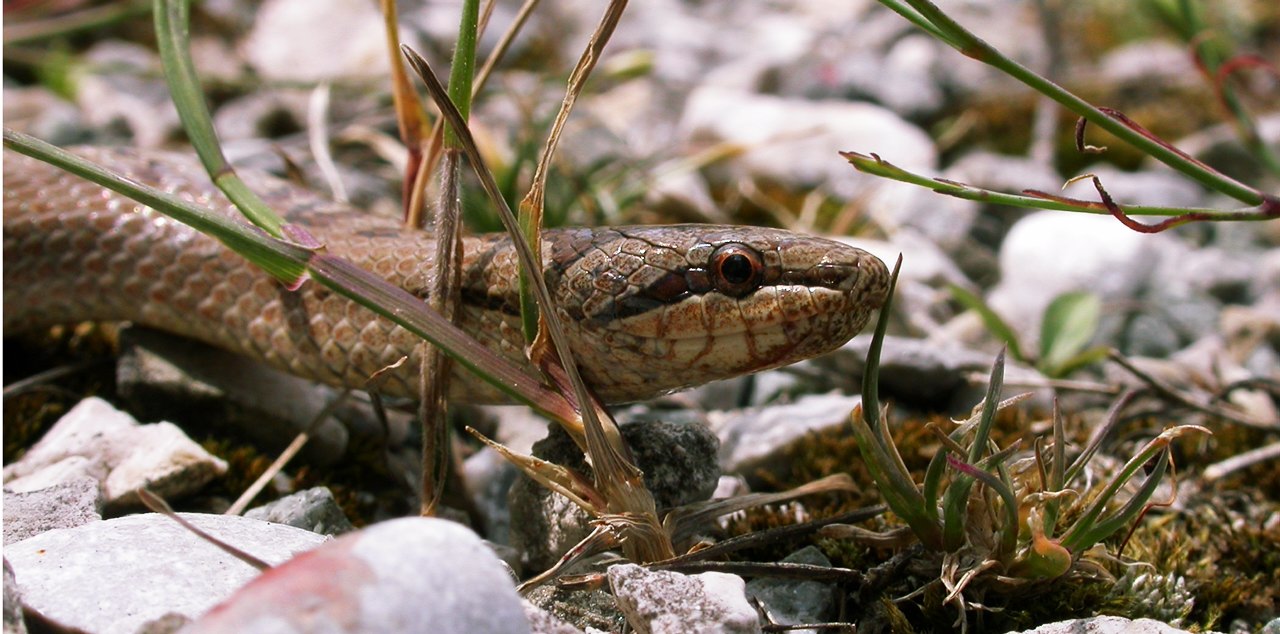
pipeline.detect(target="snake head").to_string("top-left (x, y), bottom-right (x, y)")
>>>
top-left (545, 224), bottom-right (890, 402)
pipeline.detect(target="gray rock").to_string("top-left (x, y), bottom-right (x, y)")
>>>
top-left (3, 559), bottom-right (24, 634)
top-left (244, 486), bottom-right (355, 536)
top-left (5, 513), bottom-right (327, 634)
top-left (118, 327), bottom-right (351, 465)
top-left (509, 419), bottom-right (720, 572)
top-left (712, 393), bottom-right (862, 484)
top-left (186, 517), bottom-right (530, 634)
top-left (2, 397), bottom-right (227, 508)
top-left (464, 445), bottom-right (521, 546)
top-left (946, 151), bottom-right (1064, 198)
top-left (820, 335), bottom-right (1051, 414)
top-left (608, 563), bottom-right (760, 634)
top-left (1009, 616), bottom-right (1205, 634)
top-left (3, 475), bottom-right (103, 545)
top-left (745, 546), bottom-right (835, 632)
top-left (1174, 113), bottom-right (1280, 187)
top-left (838, 232), bottom-right (977, 334)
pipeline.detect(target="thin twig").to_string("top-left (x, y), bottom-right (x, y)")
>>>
top-left (225, 390), bottom-right (353, 516)
top-left (1203, 441), bottom-right (1280, 481)
top-left (140, 489), bottom-right (272, 571)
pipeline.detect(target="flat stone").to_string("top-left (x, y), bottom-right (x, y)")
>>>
top-left (608, 563), bottom-right (760, 634)
top-left (3, 475), bottom-right (103, 545)
top-left (5, 513), bottom-right (327, 634)
top-left (712, 393), bottom-right (862, 484)
top-left (186, 517), bottom-right (530, 634)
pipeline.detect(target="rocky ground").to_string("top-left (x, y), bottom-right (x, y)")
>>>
top-left (3, 0), bottom-right (1279, 632)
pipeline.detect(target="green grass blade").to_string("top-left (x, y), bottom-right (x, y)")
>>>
top-left (153, 0), bottom-right (287, 238)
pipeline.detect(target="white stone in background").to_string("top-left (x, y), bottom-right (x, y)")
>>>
top-left (1058, 166), bottom-right (1206, 209)
top-left (986, 211), bottom-right (1169, 347)
top-left (242, 0), bottom-right (406, 82)
top-left (1010, 616), bottom-right (1209, 634)
top-left (946, 151), bottom-right (1064, 197)
top-left (1098, 40), bottom-right (1200, 86)
top-left (5, 513), bottom-right (328, 634)
top-left (862, 181), bottom-right (981, 253)
top-left (2, 398), bottom-right (227, 508)
top-left (186, 518), bottom-right (530, 634)
top-left (680, 86), bottom-right (936, 201)
top-left (838, 231), bottom-right (976, 335)
top-left (608, 563), bottom-right (760, 634)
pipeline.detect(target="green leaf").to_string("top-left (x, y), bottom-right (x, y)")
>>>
top-left (1039, 291), bottom-right (1101, 376)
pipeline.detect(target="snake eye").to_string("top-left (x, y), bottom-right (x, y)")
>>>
top-left (710, 243), bottom-right (764, 298)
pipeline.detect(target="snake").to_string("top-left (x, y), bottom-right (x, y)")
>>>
top-left (3, 146), bottom-right (890, 404)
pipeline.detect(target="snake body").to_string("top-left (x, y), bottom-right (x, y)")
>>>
top-left (3, 147), bottom-right (889, 403)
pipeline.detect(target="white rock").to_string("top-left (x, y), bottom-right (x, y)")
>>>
top-left (3, 398), bottom-right (227, 507)
top-left (5, 513), bottom-right (327, 634)
top-left (103, 421), bottom-right (228, 505)
top-left (986, 211), bottom-right (1170, 346)
top-left (2, 455), bottom-right (98, 494)
top-left (2, 398), bottom-right (138, 482)
top-left (608, 563), bottom-right (760, 634)
top-left (241, 0), bottom-right (404, 82)
top-left (1010, 616), bottom-right (1205, 634)
top-left (680, 86), bottom-right (936, 200)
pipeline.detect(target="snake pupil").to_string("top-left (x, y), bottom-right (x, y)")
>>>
top-left (721, 254), bottom-right (752, 283)
top-left (710, 243), bottom-right (764, 298)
